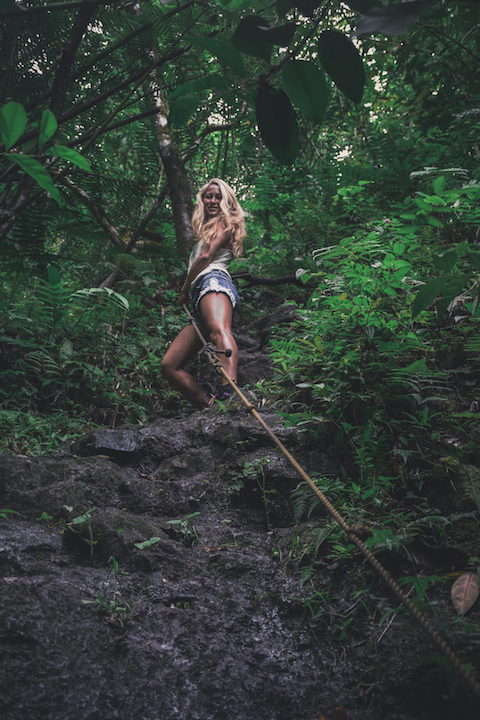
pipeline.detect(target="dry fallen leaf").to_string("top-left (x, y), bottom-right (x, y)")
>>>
top-left (451, 572), bottom-right (480, 615)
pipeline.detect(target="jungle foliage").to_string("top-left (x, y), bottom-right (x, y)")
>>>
top-left (1, 0), bottom-right (480, 579)
top-left (1, 0), bottom-right (480, 688)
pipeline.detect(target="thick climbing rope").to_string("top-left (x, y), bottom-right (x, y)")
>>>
top-left (183, 304), bottom-right (480, 700)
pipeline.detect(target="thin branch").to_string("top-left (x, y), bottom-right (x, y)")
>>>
top-left (22, 0), bottom-right (195, 113)
top-left (126, 182), bottom-right (169, 250)
top-left (59, 176), bottom-right (124, 247)
top-left (182, 120), bottom-right (238, 163)
top-left (99, 182), bottom-right (169, 289)
top-left (232, 272), bottom-right (305, 287)
top-left (5, 48), bottom-right (187, 153)
top-left (24, 23), bottom-right (153, 114)
top-left (61, 107), bottom-right (165, 149)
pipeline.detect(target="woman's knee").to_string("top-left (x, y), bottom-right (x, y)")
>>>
top-left (208, 324), bottom-right (231, 346)
top-left (160, 356), bottom-right (174, 379)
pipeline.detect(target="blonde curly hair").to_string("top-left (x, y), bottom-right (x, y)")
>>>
top-left (191, 178), bottom-right (245, 258)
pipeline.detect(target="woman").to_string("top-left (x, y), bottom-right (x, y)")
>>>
top-left (161, 179), bottom-right (245, 409)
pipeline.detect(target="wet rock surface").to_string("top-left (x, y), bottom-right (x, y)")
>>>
top-left (0, 408), bottom-right (478, 720)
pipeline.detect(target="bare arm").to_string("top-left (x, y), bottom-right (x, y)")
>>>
top-left (178, 226), bottom-right (230, 306)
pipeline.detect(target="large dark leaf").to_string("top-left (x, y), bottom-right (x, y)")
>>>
top-left (354, 2), bottom-right (424, 38)
top-left (255, 22), bottom-right (297, 47)
top-left (231, 15), bottom-right (272, 62)
top-left (317, 31), bottom-right (365, 104)
top-left (11, 155), bottom-right (61, 205)
top-left (39, 109), bottom-right (57, 149)
top-left (45, 146), bottom-right (91, 172)
top-left (0, 102), bottom-right (27, 151)
top-left (411, 277), bottom-right (447, 318)
top-left (256, 85), bottom-right (299, 165)
top-left (169, 97), bottom-right (199, 127)
top-left (432, 250), bottom-right (458, 272)
top-left (282, 60), bottom-right (329, 124)
top-left (184, 36), bottom-right (246, 77)
top-left (168, 74), bottom-right (230, 100)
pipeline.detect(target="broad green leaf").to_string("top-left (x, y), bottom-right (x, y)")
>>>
top-left (256, 22), bottom-right (296, 46)
top-left (396, 224), bottom-right (423, 235)
top-left (10, 155), bottom-right (61, 205)
top-left (433, 175), bottom-right (445, 195)
top-left (436, 275), bottom-right (471, 322)
top-left (422, 194), bottom-right (446, 206)
top-left (317, 31), bottom-right (365, 104)
top-left (432, 251), bottom-right (457, 272)
top-left (0, 101), bottom-right (27, 150)
top-left (411, 277), bottom-right (447, 319)
top-left (168, 97), bottom-right (199, 127)
top-left (39, 109), bottom-right (57, 148)
top-left (231, 15), bottom-right (272, 62)
top-left (47, 266), bottom-right (61, 287)
top-left (451, 573), bottom-right (479, 615)
top-left (44, 145), bottom-right (91, 172)
top-left (394, 359), bottom-right (430, 376)
top-left (256, 85), bottom-right (299, 165)
top-left (354, 2), bottom-right (423, 38)
top-left (134, 537), bottom-right (162, 550)
top-left (167, 74), bottom-right (229, 100)
top-left (282, 59), bottom-right (329, 124)
top-left (426, 216), bottom-right (443, 228)
top-left (184, 36), bottom-right (246, 77)
top-left (72, 507), bottom-right (96, 524)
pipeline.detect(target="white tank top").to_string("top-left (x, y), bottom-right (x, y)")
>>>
top-left (188, 240), bottom-right (232, 288)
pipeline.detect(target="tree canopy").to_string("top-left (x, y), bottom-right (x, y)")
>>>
top-left (0, 2), bottom-right (479, 497)
top-left (1, 0), bottom-right (480, 689)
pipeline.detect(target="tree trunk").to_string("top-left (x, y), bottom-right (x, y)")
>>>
top-left (149, 66), bottom-right (194, 259)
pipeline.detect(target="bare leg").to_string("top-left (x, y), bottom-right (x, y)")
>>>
top-left (160, 324), bottom-right (210, 408)
top-left (199, 292), bottom-right (238, 386)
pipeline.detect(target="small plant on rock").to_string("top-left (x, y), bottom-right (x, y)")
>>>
top-left (82, 555), bottom-right (131, 628)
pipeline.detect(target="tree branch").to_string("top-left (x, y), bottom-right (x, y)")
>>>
top-left (231, 272), bottom-right (305, 287)
top-left (6, 48), bottom-right (187, 153)
top-left (49, 3), bottom-right (98, 119)
top-left (60, 107), bottom-right (165, 149)
top-left (99, 182), bottom-right (170, 289)
top-left (182, 121), bottom-right (238, 163)
top-left (24, 22), bottom-right (153, 114)
top-left (59, 176), bottom-right (124, 248)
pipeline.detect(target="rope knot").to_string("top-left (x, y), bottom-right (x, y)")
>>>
top-left (347, 524), bottom-right (373, 542)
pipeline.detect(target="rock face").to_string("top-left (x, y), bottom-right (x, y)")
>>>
top-left (0, 408), bottom-right (477, 720)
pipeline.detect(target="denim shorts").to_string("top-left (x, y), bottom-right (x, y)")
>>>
top-left (190, 270), bottom-right (239, 324)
